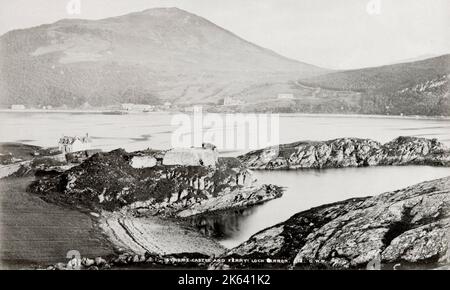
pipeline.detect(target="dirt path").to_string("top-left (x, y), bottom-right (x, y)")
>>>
top-left (100, 212), bottom-right (226, 256)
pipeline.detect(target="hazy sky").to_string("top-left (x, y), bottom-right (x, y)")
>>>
top-left (0, 0), bottom-right (448, 69)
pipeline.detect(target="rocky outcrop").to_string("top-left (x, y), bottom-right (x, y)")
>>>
top-left (130, 156), bottom-right (158, 168)
top-left (65, 149), bottom-right (102, 163)
top-left (0, 143), bottom-right (68, 178)
top-left (214, 176), bottom-right (450, 269)
top-left (28, 149), bottom-right (282, 216)
top-left (0, 162), bottom-right (27, 179)
top-left (44, 251), bottom-right (217, 270)
top-left (238, 136), bottom-right (450, 170)
top-left (163, 147), bottom-right (219, 167)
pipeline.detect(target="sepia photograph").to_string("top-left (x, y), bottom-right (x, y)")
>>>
top-left (0, 0), bottom-right (449, 276)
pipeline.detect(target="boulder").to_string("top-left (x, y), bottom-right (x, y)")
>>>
top-left (130, 156), bottom-right (157, 168)
top-left (81, 257), bottom-right (95, 267)
top-left (94, 257), bottom-right (107, 266)
top-left (163, 147), bottom-right (218, 167)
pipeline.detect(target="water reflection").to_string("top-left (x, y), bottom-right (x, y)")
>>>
top-left (188, 207), bottom-right (258, 239)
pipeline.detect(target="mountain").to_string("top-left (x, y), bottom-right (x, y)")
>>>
top-left (0, 7), bottom-right (326, 107)
top-left (1, 7), bottom-right (447, 116)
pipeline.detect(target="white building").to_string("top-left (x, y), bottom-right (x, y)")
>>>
top-left (223, 96), bottom-right (245, 106)
top-left (58, 134), bottom-right (92, 153)
top-left (121, 103), bottom-right (155, 112)
top-left (277, 93), bottom-right (295, 100)
top-left (11, 104), bottom-right (26, 110)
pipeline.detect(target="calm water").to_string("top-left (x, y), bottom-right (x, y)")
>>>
top-left (201, 166), bottom-right (449, 248)
top-left (1, 112), bottom-right (449, 249)
top-left (0, 112), bottom-right (449, 151)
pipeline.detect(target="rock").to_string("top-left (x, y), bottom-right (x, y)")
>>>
top-left (0, 162), bottom-right (24, 179)
top-left (130, 156), bottom-right (157, 168)
top-left (65, 149), bottom-right (101, 163)
top-left (81, 257), bottom-right (95, 267)
top-left (94, 257), bottom-right (107, 266)
top-left (55, 262), bottom-right (66, 270)
top-left (114, 254), bottom-right (129, 265)
top-left (381, 223), bottom-right (447, 263)
top-left (215, 176), bottom-right (450, 269)
top-left (238, 137), bottom-right (450, 170)
top-left (176, 184), bottom-right (283, 217)
top-left (163, 147), bottom-right (218, 167)
top-left (90, 212), bottom-right (100, 218)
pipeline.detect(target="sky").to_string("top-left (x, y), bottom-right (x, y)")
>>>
top-left (0, 0), bottom-right (448, 69)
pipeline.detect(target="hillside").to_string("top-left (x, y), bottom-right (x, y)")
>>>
top-left (0, 7), bottom-right (325, 107)
top-left (300, 55), bottom-right (450, 92)
top-left (293, 55), bottom-right (450, 116)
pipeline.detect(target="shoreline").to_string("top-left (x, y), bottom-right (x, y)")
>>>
top-left (0, 109), bottom-right (449, 121)
top-left (0, 109), bottom-right (172, 115)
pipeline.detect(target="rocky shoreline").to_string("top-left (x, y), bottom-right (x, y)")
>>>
top-left (212, 176), bottom-right (450, 269)
top-left (238, 136), bottom-right (450, 170)
top-left (2, 139), bottom-right (450, 270)
top-left (46, 174), bottom-right (450, 270)
top-left (14, 144), bottom-right (282, 269)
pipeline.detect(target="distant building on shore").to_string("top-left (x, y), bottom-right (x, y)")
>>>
top-left (223, 96), bottom-right (245, 106)
top-left (58, 134), bottom-right (92, 153)
top-left (277, 93), bottom-right (295, 100)
top-left (121, 103), bottom-right (155, 112)
top-left (10, 104), bottom-right (26, 110)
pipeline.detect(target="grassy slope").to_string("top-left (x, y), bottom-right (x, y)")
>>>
top-left (0, 177), bottom-right (115, 269)
top-left (299, 54), bottom-right (450, 92)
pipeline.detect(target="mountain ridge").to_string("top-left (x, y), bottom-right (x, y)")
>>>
top-left (0, 7), bottom-right (448, 116)
top-left (299, 54), bottom-right (449, 91)
top-left (0, 7), bottom-right (327, 107)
